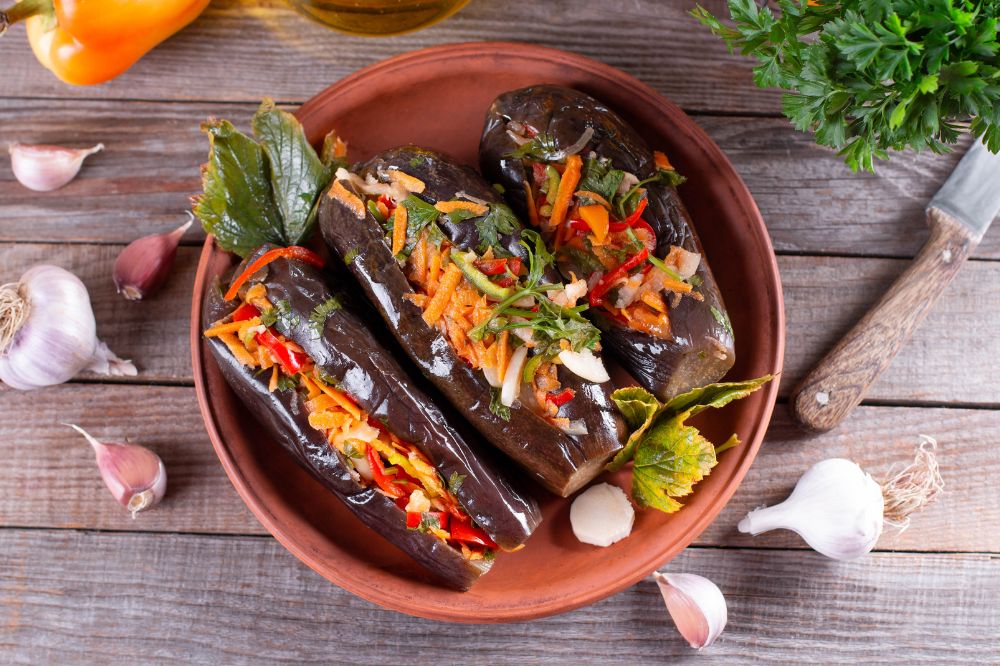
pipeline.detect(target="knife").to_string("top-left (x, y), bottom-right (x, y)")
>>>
top-left (791, 139), bottom-right (1000, 432)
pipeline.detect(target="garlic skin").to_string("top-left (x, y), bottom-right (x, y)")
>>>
top-left (66, 424), bottom-right (167, 518)
top-left (738, 458), bottom-right (884, 561)
top-left (9, 143), bottom-right (104, 192)
top-left (113, 216), bottom-right (192, 300)
top-left (0, 265), bottom-right (137, 390)
top-left (653, 572), bottom-right (727, 649)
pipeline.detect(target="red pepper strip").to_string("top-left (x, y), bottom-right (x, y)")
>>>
top-left (546, 388), bottom-right (576, 407)
top-left (493, 276), bottom-right (516, 288)
top-left (395, 497), bottom-right (410, 511)
top-left (449, 516), bottom-right (498, 549)
top-left (254, 329), bottom-right (307, 375)
top-left (618, 197), bottom-right (649, 227)
top-left (589, 247), bottom-right (650, 307)
top-left (367, 446), bottom-right (407, 499)
top-left (406, 511), bottom-right (451, 530)
top-left (224, 246), bottom-right (325, 301)
top-left (232, 302), bottom-right (260, 322)
top-left (568, 218), bottom-right (591, 234)
top-left (474, 257), bottom-right (508, 275)
top-left (507, 258), bottom-right (524, 275)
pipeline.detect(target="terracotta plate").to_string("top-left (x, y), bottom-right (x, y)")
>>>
top-left (191, 42), bottom-right (784, 623)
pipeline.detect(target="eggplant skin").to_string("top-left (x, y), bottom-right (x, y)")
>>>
top-left (479, 85), bottom-right (736, 400)
top-left (319, 146), bottom-right (624, 497)
top-left (203, 247), bottom-right (542, 590)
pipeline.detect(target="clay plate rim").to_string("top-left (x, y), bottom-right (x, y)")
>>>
top-left (191, 41), bottom-right (785, 623)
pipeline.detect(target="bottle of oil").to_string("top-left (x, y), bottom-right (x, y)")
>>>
top-left (286, 0), bottom-right (470, 36)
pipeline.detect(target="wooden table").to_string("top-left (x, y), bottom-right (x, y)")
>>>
top-left (2, 1), bottom-right (998, 661)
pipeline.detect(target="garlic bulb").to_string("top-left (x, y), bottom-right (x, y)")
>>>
top-left (738, 441), bottom-right (943, 561)
top-left (0, 265), bottom-right (136, 390)
top-left (113, 215), bottom-right (192, 300)
top-left (66, 424), bottom-right (166, 518)
top-left (739, 459), bottom-right (883, 560)
top-left (653, 572), bottom-right (727, 649)
top-left (9, 143), bottom-right (103, 192)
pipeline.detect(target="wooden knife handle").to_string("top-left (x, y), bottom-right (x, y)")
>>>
top-left (791, 208), bottom-right (980, 432)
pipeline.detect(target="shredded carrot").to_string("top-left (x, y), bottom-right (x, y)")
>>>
top-left (640, 291), bottom-right (668, 313)
top-left (659, 274), bottom-right (693, 294)
top-left (410, 230), bottom-right (428, 285)
top-left (423, 263), bottom-right (462, 326)
top-left (496, 330), bottom-right (510, 382)
top-left (268, 366), bottom-right (279, 392)
top-left (403, 292), bottom-right (428, 307)
top-left (256, 347), bottom-right (273, 370)
top-left (308, 410), bottom-right (351, 431)
top-left (575, 190), bottom-right (612, 210)
top-left (219, 333), bottom-right (257, 367)
top-left (428, 245), bottom-right (444, 294)
top-left (524, 182), bottom-right (540, 227)
top-left (329, 180), bottom-right (365, 219)
top-left (628, 304), bottom-right (672, 338)
top-left (203, 320), bottom-right (246, 337)
top-left (653, 150), bottom-right (673, 170)
top-left (483, 340), bottom-right (499, 370)
top-left (549, 154), bottom-right (582, 229)
top-left (389, 170), bottom-right (426, 193)
top-left (391, 204), bottom-right (408, 256)
top-left (311, 376), bottom-right (362, 421)
top-left (434, 200), bottom-right (488, 216)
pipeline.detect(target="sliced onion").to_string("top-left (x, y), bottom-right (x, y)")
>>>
top-left (506, 129), bottom-right (531, 146)
top-left (617, 171), bottom-right (640, 195)
top-left (482, 364), bottom-right (502, 388)
top-left (333, 422), bottom-right (379, 448)
top-left (509, 318), bottom-right (535, 345)
top-left (501, 345), bottom-right (529, 407)
top-left (558, 348), bottom-right (610, 383)
top-left (560, 419), bottom-right (589, 436)
top-left (613, 273), bottom-right (644, 309)
top-left (352, 449), bottom-right (374, 481)
top-left (547, 127), bottom-right (594, 161)
top-left (456, 190), bottom-right (489, 206)
top-left (512, 295), bottom-right (535, 308)
top-left (673, 248), bottom-right (702, 279)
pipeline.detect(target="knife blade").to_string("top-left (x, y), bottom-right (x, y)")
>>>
top-left (791, 138), bottom-right (1000, 433)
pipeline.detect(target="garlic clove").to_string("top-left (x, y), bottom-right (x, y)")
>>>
top-left (9, 143), bottom-right (104, 192)
top-left (113, 215), bottom-right (192, 300)
top-left (65, 423), bottom-right (166, 518)
top-left (738, 458), bottom-right (884, 561)
top-left (653, 572), bottom-right (728, 649)
top-left (570, 482), bottom-right (635, 546)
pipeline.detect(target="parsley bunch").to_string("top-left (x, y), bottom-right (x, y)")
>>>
top-left (693, 1), bottom-right (1000, 171)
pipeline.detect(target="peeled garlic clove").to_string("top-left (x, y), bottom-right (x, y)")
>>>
top-left (66, 423), bottom-right (166, 518)
top-left (113, 215), bottom-right (192, 300)
top-left (738, 458), bottom-right (884, 561)
top-left (653, 572), bottom-right (727, 649)
top-left (570, 482), bottom-right (635, 546)
top-left (9, 143), bottom-right (104, 192)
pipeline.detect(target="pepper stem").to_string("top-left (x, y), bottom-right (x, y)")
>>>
top-left (0, 281), bottom-right (29, 356)
top-left (0, 0), bottom-right (52, 35)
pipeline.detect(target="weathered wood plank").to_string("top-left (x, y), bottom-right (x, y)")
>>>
top-left (0, 385), bottom-right (258, 534)
top-left (2, 100), bottom-right (994, 258)
top-left (0, 0), bottom-right (776, 113)
top-left (0, 530), bottom-right (996, 662)
top-left (0, 382), bottom-right (995, 553)
top-left (3, 241), bottom-right (997, 405)
top-left (0, 243), bottom-right (197, 383)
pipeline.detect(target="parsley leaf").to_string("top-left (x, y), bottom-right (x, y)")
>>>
top-left (275, 373), bottom-right (298, 392)
top-left (474, 203), bottom-right (520, 253)
top-left (447, 472), bottom-right (466, 494)
top-left (508, 132), bottom-right (561, 160)
top-left (309, 296), bottom-right (342, 337)
top-left (489, 387), bottom-right (512, 421)
top-left (579, 156), bottom-right (626, 202)
top-left (693, 1), bottom-right (1000, 171)
top-left (606, 376), bottom-right (773, 513)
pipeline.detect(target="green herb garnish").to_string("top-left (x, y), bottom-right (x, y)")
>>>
top-left (309, 296), bottom-right (342, 337)
top-left (447, 472), bottom-right (466, 494)
top-left (579, 156), bottom-right (626, 202)
top-left (509, 132), bottom-right (561, 160)
top-left (275, 373), bottom-right (298, 392)
top-left (489, 387), bottom-right (512, 421)
top-left (711, 306), bottom-right (735, 338)
top-left (474, 203), bottom-right (520, 254)
top-left (607, 376), bottom-right (773, 513)
top-left (194, 99), bottom-right (334, 257)
top-left (343, 247), bottom-right (361, 265)
top-left (693, 1), bottom-right (1000, 171)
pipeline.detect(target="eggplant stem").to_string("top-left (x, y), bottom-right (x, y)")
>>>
top-left (0, 281), bottom-right (29, 356)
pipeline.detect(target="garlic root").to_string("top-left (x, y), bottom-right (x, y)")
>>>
top-left (881, 435), bottom-right (944, 531)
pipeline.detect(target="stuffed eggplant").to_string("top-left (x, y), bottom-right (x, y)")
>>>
top-left (202, 244), bottom-right (541, 590)
top-left (479, 85), bottom-right (736, 400)
top-left (318, 146), bottom-right (624, 497)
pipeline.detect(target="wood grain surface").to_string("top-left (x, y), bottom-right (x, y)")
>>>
top-left (1, 0), bottom-right (997, 660)
top-left (1, 530), bottom-right (996, 663)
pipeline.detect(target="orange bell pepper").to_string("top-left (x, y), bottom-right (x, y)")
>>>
top-left (0, 0), bottom-right (210, 85)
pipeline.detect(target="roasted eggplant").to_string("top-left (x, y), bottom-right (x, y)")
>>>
top-left (479, 85), bottom-right (736, 400)
top-left (202, 244), bottom-right (541, 590)
top-left (318, 146), bottom-right (624, 497)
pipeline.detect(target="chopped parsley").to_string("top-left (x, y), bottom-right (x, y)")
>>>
top-left (508, 132), bottom-right (560, 160)
top-left (342, 247), bottom-right (360, 265)
top-left (275, 373), bottom-right (298, 392)
top-left (711, 306), bottom-right (734, 338)
top-left (579, 156), bottom-right (626, 202)
top-left (308, 296), bottom-right (342, 337)
top-left (474, 203), bottom-right (520, 254)
top-left (409, 155), bottom-right (427, 168)
top-left (447, 472), bottom-right (466, 495)
top-left (489, 387), bottom-right (512, 421)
